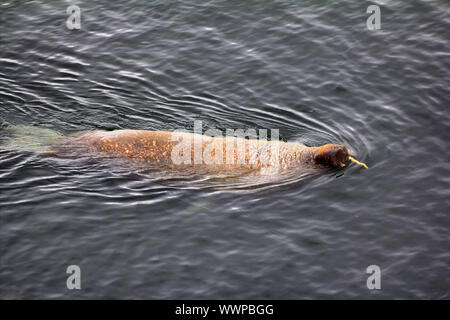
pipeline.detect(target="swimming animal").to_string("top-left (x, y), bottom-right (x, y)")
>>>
top-left (2, 126), bottom-right (368, 174)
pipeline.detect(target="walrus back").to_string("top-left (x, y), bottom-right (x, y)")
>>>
top-left (52, 129), bottom-right (313, 173)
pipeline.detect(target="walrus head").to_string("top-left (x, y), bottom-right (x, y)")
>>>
top-left (313, 144), bottom-right (350, 168)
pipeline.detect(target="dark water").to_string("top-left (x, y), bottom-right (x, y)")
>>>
top-left (1, 0), bottom-right (449, 299)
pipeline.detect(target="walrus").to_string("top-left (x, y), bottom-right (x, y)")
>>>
top-left (2, 126), bottom-right (367, 177)
top-left (52, 129), bottom-right (367, 171)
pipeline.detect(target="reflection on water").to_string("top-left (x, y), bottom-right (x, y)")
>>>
top-left (0, 0), bottom-right (449, 299)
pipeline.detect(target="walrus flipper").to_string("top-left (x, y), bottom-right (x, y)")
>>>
top-left (1, 125), bottom-right (63, 153)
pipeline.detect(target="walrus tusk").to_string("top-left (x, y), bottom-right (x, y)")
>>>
top-left (348, 156), bottom-right (368, 169)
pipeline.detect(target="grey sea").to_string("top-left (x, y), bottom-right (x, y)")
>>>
top-left (0, 0), bottom-right (449, 299)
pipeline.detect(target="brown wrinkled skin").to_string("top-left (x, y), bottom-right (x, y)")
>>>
top-left (51, 129), bottom-right (349, 172)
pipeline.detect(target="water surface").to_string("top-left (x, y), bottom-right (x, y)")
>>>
top-left (0, 0), bottom-right (449, 299)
